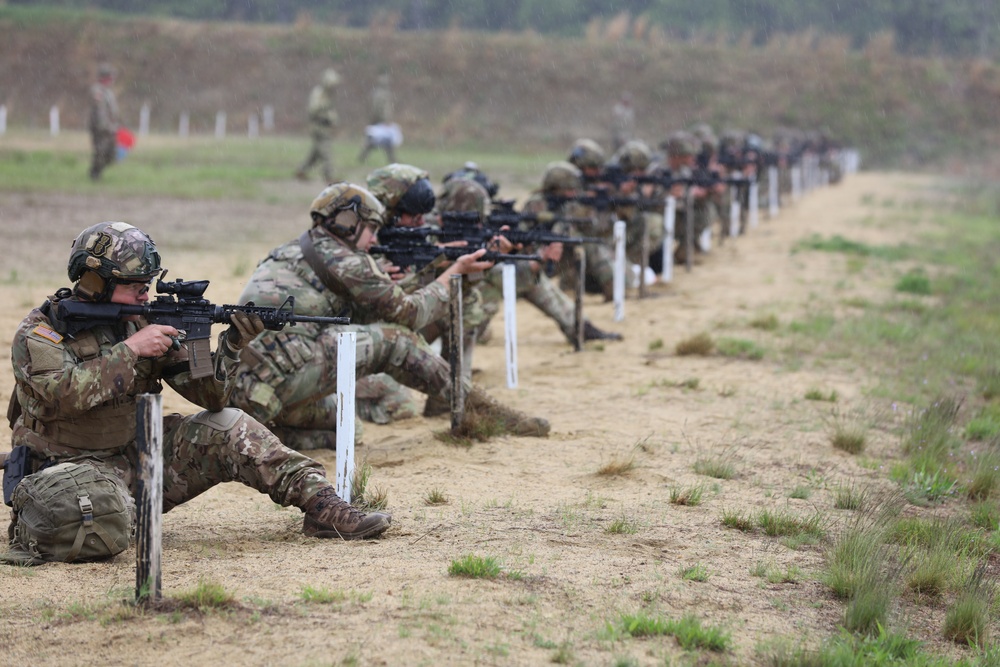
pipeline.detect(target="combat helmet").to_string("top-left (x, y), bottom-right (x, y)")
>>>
top-left (662, 131), bottom-right (698, 158)
top-left (541, 161), bottom-right (582, 193)
top-left (437, 178), bottom-right (491, 215)
top-left (612, 140), bottom-right (652, 173)
top-left (68, 222), bottom-right (161, 301)
top-left (310, 182), bottom-right (386, 241)
top-left (568, 139), bottom-right (606, 171)
top-left (366, 164), bottom-right (436, 221)
top-left (442, 161), bottom-right (500, 199)
top-left (322, 69), bottom-right (341, 88)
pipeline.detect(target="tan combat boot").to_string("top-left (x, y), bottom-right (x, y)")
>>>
top-left (302, 487), bottom-right (391, 540)
top-left (462, 387), bottom-right (551, 438)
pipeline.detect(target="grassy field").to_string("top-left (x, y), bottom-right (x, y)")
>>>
top-left (4, 136), bottom-right (1000, 664)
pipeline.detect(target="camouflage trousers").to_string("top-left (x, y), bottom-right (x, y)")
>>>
top-left (230, 323), bottom-right (455, 449)
top-left (89, 129), bottom-right (116, 180)
top-left (625, 213), bottom-right (665, 268)
top-left (297, 126), bottom-right (334, 181)
top-left (21, 409), bottom-right (330, 511)
top-left (477, 262), bottom-right (578, 343)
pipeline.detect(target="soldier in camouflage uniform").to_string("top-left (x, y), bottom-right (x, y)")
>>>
top-left (658, 132), bottom-right (710, 265)
top-left (229, 182), bottom-right (550, 449)
top-left (440, 177), bottom-right (622, 347)
top-left (295, 69), bottom-right (340, 183)
top-left (88, 63), bottom-right (120, 181)
top-left (8, 222), bottom-right (390, 543)
top-left (609, 140), bottom-right (661, 278)
top-left (357, 73), bottom-right (397, 165)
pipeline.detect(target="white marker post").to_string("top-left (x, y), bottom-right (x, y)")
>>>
top-left (248, 112), bottom-right (259, 139)
top-left (768, 165), bottom-right (779, 219)
top-left (49, 106), bottom-right (59, 137)
top-left (335, 331), bottom-right (356, 503)
top-left (139, 102), bottom-right (150, 137)
top-left (214, 111), bottom-right (227, 140)
top-left (0, 105), bottom-right (7, 136)
top-left (135, 393), bottom-right (163, 604)
top-left (178, 112), bottom-right (189, 138)
top-left (262, 105), bottom-right (275, 132)
top-left (699, 225), bottom-right (712, 253)
top-left (729, 184), bottom-right (741, 237)
top-left (448, 275), bottom-right (465, 430)
top-left (661, 196), bottom-right (675, 284)
top-left (748, 180), bottom-right (759, 229)
top-left (613, 220), bottom-right (626, 322)
top-left (502, 263), bottom-right (518, 388)
top-left (791, 165), bottom-right (802, 202)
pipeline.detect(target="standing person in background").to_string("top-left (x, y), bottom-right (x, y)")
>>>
top-left (88, 63), bottom-right (120, 182)
top-left (295, 68), bottom-right (340, 183)
top-left (358, 73), bottom-right (399, 165)
top-left (610, 92), bottom-right (635, 152)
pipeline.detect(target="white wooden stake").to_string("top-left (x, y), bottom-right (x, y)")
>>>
top-left (502, 263), bottom-right (518, 389)
top-left (613, 220), bottom-right (626, 322)
top-left (791, 165), bottom-right (802, 202)
top-left (139, 102), bottom-right (150, 137)
top-left (49, 106), bottom-right (59, 136)
top-left (335, 331), bottom-right (356, 503)
top-left (178, 112), bottom-right (189, 138)
top-left (248, 112), bottom-right (259, 139)
top-left (661, 196), bottom-right (675, 284)
top-left (262, 105), bottom-right (275, 132)
top-left (0, 105), bottom-right (7, 136)
top-left (214, 111), bottom-right (227, 140)
top-left (749, 181), bottom-right (759, 229)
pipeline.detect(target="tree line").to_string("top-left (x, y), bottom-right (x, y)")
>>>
top-left (13, 0), bottom-right (999, 58)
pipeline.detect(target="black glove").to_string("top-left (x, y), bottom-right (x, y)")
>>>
top-left (226, 311), bottom-right (265, 351)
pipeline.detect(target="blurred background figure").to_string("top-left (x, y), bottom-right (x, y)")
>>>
top-left (358, 72), bottom-right (401, 165)
top-left (610, 91), bottom-right (634, 152)
top-left (88, 63), bottom-right (120, 181)
top-left (295, 68), bottom-right (340, 182)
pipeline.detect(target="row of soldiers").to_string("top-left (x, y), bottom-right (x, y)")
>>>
top-left (4, 124), bottom-right (850, 562)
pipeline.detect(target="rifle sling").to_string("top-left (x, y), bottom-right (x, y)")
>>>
top-left (298, 230), bottom-right (355, 303)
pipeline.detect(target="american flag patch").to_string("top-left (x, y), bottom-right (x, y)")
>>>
top-left (31, 324), bottom-right (64, 345)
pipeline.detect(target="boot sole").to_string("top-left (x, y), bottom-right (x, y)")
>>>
top-left (303, 518), bottom-right (391, 540)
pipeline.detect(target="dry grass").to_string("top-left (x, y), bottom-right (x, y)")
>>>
top-left (675, 332), bottom-right (715, 356)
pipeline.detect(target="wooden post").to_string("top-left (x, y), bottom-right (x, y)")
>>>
top-left (0, 104), bottom-right (8, 136)
top-left (729, 184), bottom-right (741, 237)
top-left (214, 111), bottom-right (226, 140)
top-left (448, 275), bottom-right (465, 431)
top-left (178, 112), bottom-right (189, 138)
top-left (573, 244), bottom-right (585, 352)
top-left (49, 106), bottom-right (59, 137)
top-left (661, 196), bottom-right (675, 284)
top-left (262, 105), bottom-right (275, 132)
top-left (613, 220), bottom-right (626, 322)
top-left (684, 186), bottom-right (694, 273)
top-left (791, 164), bottom-right (802, 201)
top-left (768, 165), bottom-right (779, 219)
top-left (502, 264), bottom-right (518, 389)
top-left (638, 216), bottom-right (650, 298)
top-left (247, 112), bottom-right (259, 139)
top-left (135, 393), bottom-right (163, 604)
top-left (335, 331), bottom-right (356, 503)
top-left (748, 180), bottom-right (759, 229)
top-left (139, 103), bottom-right (151, 137)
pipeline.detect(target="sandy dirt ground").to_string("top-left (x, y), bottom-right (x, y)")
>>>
top-left (0, 172), bottom-right (961, 666)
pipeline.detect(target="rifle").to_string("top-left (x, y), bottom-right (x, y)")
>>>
top-left (430, 216), bottom-right (602, 246)
top-left (544, 191), bottom-right (664, 213)
top-left (369, 242), bottom-right (540, 271)
top-left (55, 273), bottom-right (350, 378)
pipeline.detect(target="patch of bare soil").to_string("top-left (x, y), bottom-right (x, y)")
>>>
top-left (0, 173), bottom-right (963, 666)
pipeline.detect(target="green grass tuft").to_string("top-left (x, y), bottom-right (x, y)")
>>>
top-left (694, 457), bottom-right (737, 480)
top-left (750, 313), bottom-right (780, 331)
top-left (670, 484), bottom-right (704, 506)
top-left (716, 337), bottom-right (765, 360)
top-left (679, 563), bottom-right (710, 582)
top-left (173, 579), bottom-right (237, 611)
top-left (895, 270), bottom-right (932, 295)
top-left (448, 554), bottom-right (502, 579)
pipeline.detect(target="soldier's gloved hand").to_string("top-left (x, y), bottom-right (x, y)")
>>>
top-left (225, 311), bottom-right (265, 351)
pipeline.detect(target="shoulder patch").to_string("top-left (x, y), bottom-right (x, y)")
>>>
top-left (26, 337), bottom-right (66, 374)
top-left (30, 324), bottom-right (64, 345)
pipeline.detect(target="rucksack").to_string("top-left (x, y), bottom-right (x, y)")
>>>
top-left (3, 462), bottom-right (135, 565)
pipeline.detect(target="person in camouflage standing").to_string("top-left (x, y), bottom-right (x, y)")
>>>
top-left (357, 73), bottom-right (397, 165)
top-left (7, 222), bottom-right (390, 543)
top-left (610, 92), bottom-right (635, 152)
top-left (88, 64), bottom-right (120, 181)
top-left (228, 182), bottom-right (550, 451)
top-left (295, 68), bottom-right (340, 183)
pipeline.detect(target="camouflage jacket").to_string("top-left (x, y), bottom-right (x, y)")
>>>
top-left (370, 85), bottom-right (393, 125)
top-left (88, 83), bottom-right (119, 134)
top-left (307, 86), bottom-right (338, 132)
top-left (238, 227), bottom-right (450, 332)
top-left (10, 294), bottom-right (239, 457)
